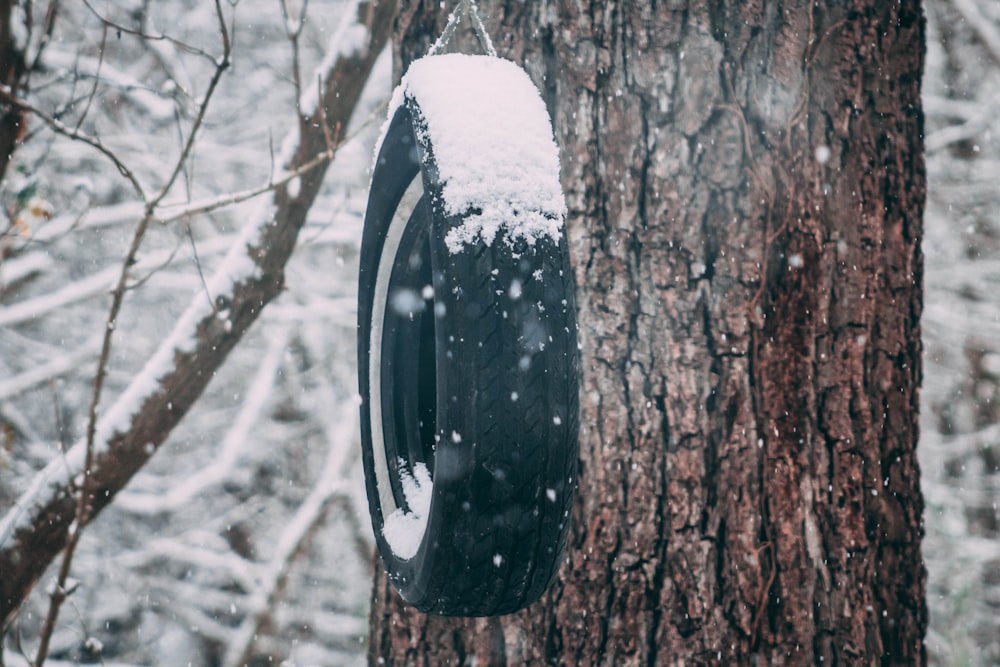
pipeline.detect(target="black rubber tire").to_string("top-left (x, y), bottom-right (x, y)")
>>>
top-left (358, 90), bottom-right (579, 617)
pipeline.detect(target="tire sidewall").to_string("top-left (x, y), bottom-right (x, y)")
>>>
top-left (359, 91), bottom-right (579, 615)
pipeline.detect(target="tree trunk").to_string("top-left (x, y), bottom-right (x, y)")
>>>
top-left (369, 1), bottom-right (927, 665)
top-left (0, 0), bottom-right (27, 183)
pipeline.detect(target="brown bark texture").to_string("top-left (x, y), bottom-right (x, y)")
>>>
top-left (0, 0), bottom-right (27, 182)
top-left (369, 1), bottom-right (926, 665)
top-left (0, 0), bottom-right (396, 628)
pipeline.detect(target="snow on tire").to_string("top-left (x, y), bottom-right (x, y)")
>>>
top-left (357, 54), bottom-right (579, 617)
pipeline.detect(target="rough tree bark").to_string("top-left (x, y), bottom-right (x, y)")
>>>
top-left (0, 0), bottom-right (27, 182)
top-left (369, 1), bottom-right (926, 665)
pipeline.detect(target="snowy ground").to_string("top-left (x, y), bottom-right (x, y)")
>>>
top-left (0, 1), bottom-right (997, 665)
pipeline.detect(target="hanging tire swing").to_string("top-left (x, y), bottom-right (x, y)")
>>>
top-left (358, 4), bottom-right (579, 617)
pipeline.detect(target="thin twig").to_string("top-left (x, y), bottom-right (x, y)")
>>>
top-left (0, 87), bottom-right (146, 200)
top-left (187, 225), bottom-right (216, 314)
top-left (26, 1), bottom-right (62, 75)
top-left (0, 235), bottom-right (232, 328)
top-left (280, 0), bottom-right (308, 115)
top-left (148, 0), bottom-right (232, 209)
top-left (950, 0), bottom-right (1000, 67)
top-left (0, 336), bottom-right (100, 401)
top-left (0, 0), bottom-right (395, 636)
top-left (123, 238), bottom-right (187, 292)
top-left (925, 90), bottom-right (1000, 153)
top-left (151, 88), bottom-right (385, 226)
top-left (116, 327), bottom-right (290, 514)
top-left (315, 75), bottom-right (342, 160)
top-left (221, 402), bottom-right (357, 667)
top-left (32, 211), bottom-right (157, 667)
top-left (74, 22), bottom-right (108, 132)
top-left (32, 5), bottom-right (235, 664)
top-left (138, 7), bottom-right (196, 103)
top-left (80, 0), bottom-right (220, 63)
top-left (154, 147), bottom-right (336, 222)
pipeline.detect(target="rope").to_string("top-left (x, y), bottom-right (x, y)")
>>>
top-left (426, 0), bottom-right (497, 58)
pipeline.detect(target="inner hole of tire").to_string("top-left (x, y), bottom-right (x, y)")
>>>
top-left (384, 196), bottom-right (437, 511)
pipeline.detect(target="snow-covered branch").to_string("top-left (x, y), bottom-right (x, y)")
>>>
top-left (0, 86), bottom-right (148, 200)
top-left (0, 0), bottom-right (396, 629)
top-left (152, 147), bottom-right (337, 224)
top-left (0, 236), bottom-right (233, 327)
top-left (115, 326), bottom-right (289, 514)
top-left (925, 90), bottom-right (1000, 153)
top-left (0, 335), bottom-right (100, 401)
top-left (948, 0), bottom-right (1000, 66)
top-left (222, 400), bottom-right (358, 667)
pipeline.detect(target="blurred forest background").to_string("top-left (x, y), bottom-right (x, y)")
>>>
top-left (0, 0), bottom-right (997, 665)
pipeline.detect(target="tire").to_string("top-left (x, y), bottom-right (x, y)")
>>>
top-left (357, 56), bottom-right (579, 617)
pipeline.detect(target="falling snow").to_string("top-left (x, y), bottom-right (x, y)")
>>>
top-left (0, 1), bottom-right (996, 664)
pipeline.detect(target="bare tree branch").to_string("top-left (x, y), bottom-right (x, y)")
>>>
top-left (25, 1), bottom-right (62, 76)
top-left (0, 86), bottom-right (147, 200)
top-left (152, 147), bottom-right (335, 223)
top-left (280, 0), bottom-right (307, 116)
top-left (72, 21), bottom-right (108, 133)
top-left (923, 94), bottom-right (980, 120)
top-left (0, 0), bottom-right (397, 632)
top-left (0, 235), bottom-right (232, 327)
top-left (148, 0), bottom-right (230, 209)
top-left (31, 3), bottom-right (235, 662)
top-left (0, 335), bottom-right (100, 401)
top-left (115, 326), bottom-right (289, 514)
top-left (80, 0), bottom-right (221, 64)
top-left (925, 90), bottom-right (1000, 152)
top-left (222, 400), bottom-right (358, 667)
top-left (949, 0), bottom-right (1000, 66)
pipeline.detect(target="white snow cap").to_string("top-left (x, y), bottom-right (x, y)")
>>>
top-left (387, 53), bottom-right (566, 253)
